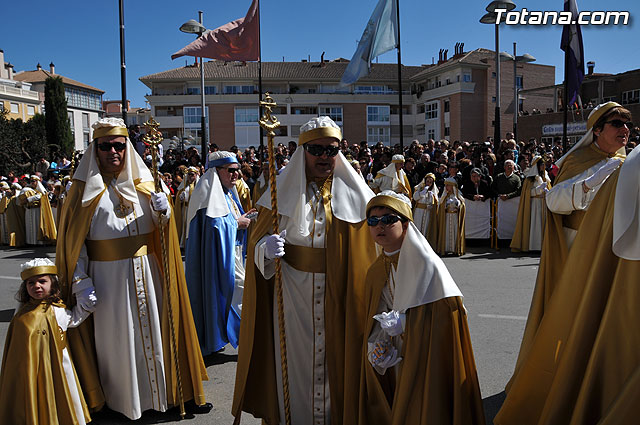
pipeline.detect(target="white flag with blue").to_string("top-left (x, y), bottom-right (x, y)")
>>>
top-left (561, 0), bottom-right (584, 105)
top-left (340, 0), bottom-right (398, 87)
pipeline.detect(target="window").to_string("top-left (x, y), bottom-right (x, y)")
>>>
top-left (184, 107), bottom-right (205, 124)
top-left (355, 85), bottom-right (391, 94)
top-left (492, 96), bottom-right (496, 103)
top-left (367, 127), bottom-right (390, 144)
top-left (367, 105), bottom-right (390, 123)
top-left (83, 132), bottom-right (90, 149)
top-left (235, 107), bottom-right (259, 123)
top-left (444, 126), bottom-right (450, 137)
top-left (291, 106), bottom-right (317, 115)
top-left (417, 104), bottom-right (425, 114)
top-left (444, 100), bottom-right (450, 113)
top-left (492, 72), bottom-right (496, 78)
top-left (205, 86), bottom-right (217, 95)
top-left (27, 105), bottom-right (35, 115)
top-left (318, 106), bottom-right (342, 123)
top-left (224, 85), bottom-right (255, 94)
top-left (622, 89), bottom-right (640, 105)
top-left (82, 113), bottom-right (90, 130)
top-left (427, 128), bottom-right (436, 140)
top-left (435, 76), bottom-right (441, 88)
top-left (274, 126), bottom-right (288, 137)
top-left (187, 87), bottom-right (200, 95)
top-left (10, 103), bottom-right (19, 114)
top-left (425, 102), bottom-right (438, 120)
top-left (416, 124), bottom-right (425, 136)
top-left (463, 73), bottom-right (472, 82)
top-left (516, 75), bottom-right (523, 89)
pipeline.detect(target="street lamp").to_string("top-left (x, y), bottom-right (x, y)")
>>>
top-left (480, 0), bottom-right (516, 153)
top-left (500, 43), bottom-right (535, 142)
top-left (180, 12), bottom-right (208, 159)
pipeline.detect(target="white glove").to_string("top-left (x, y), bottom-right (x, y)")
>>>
top-left (584, 158), bottom-right (622, 190)
top-left (265, 230), bottom-right (286, 259)
top-left (368, 340), bottom-right (402, 370)
top-left (27, 194), bottom-right (42, 203)
top-left (366, 173), bottom-right (373, 182)
top-left (76, 286), bottom-right (97, 312)
top-left (419, 187), bottom-right (430, 197)
top-left (178, 190), bottom-right (188, 201)
top-left (65, 181), bottom-right (72, 192)
top-left (373, 310), bottom-right (405, 337)
top-left (151, 192), bottom-right (169, 212)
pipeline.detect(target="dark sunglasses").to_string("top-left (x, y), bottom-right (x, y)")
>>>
top-left (304, 144), bottom-right (340, 157)
top-left (221, 167), bottom-right (241, 173)
top-left (604, 119), bottom-right (633, 130)
top-left (367, 214), bottom-right (402, 227)
top-left (98, 142), bottom-right (127, 152)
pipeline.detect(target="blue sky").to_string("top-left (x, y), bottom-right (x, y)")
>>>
top-left (2, 0), bottom-right (638, 107)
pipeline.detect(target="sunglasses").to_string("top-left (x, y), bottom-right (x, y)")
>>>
top-left (98, 142), bottom-right (127, 152)
top-left (221, 167), bottom-right (241, 174)
top-left (604, 119), bottom-right (633, 130)
top-left (304, 144), bottom-right (340, 157)
top-left (367, 214), bottom-right (402, 227)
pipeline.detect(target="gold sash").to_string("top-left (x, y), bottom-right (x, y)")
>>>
top-left (415, 202), bottom-right (432, 209)
top-left (282, 243), bottom-right (326, 273)
top-left (85, 233), bottom-right (154, 262)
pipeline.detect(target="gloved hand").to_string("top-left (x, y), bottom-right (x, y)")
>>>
top-left (419, 187), bottom-right (430, 197)
top-left (76, 286), bottom-right (97, 312)
top-left (265, 230), bottom-right (286, 259)
top-left (373, 310), bottom-right (405, 337)
top-left (27, 193), bottom-right (42, 203)
top-left (368, 340), bottom-right (402, 370)
top-left (151, 192), bottom-right (169, 212)
top-left (65, 181), bottom-right (72, 192)
top-left (584, 158), bottom-right (622, 190)
top-left (178, 190), bottom-right (188, 201)
top-left (366, 173), bottom-right (373, 182)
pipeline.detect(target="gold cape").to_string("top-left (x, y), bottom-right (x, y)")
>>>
top-left (510, 177), bottom-right (550, 252)
top-left (0, 193), bottom-right (9, 214)
top-left (436, 196), bottom-right (466, 256)
top-left (6, 195), bottom-right (26, 247)
top-left (232, 181), bottom-right (377, 425)
top-left (358, 255), bottom-right (485, 425)
top-left (495, 167), bottom-right (639, 425)
top-left (506, 143), bottom-right (625, 391)
top-left (251, 178), bottom-right (268, 207)
top-left (174, 181), bottom-right (196, 243)
top-left (55, 179), bottom-right (208, 411)
top-left (235, 178), bottom-right (253, 212)
top-left (18, 188), bottom-right (57, 242)
top-left (0, 301), bottom-right (91, 424)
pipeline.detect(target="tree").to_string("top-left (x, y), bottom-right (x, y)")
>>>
top-left (0, 110), bottom-right (49, 176)
top-left (44, 76), bottom-right (73, 155)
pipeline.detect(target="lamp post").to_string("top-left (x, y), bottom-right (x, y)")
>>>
top-left (480, 0), bottom-right (516, 153)
top-left (179, 13), bottom-right (208, 159)
top-left (500, 43), bottom-right (535, 142)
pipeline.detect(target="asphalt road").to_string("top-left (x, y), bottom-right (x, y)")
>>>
top-left (0, 243), bottom-right (539, 424)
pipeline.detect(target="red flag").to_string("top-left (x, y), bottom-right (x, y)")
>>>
top-left (171, 0), bottom-right (259, 61)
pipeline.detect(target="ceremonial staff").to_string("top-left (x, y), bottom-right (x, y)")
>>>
top-left (69, 150), bottom-right (81, 179)
top-left (142, 117), bottom-right (186, 418)
top-left (259, 93), bottom-right (291, 425)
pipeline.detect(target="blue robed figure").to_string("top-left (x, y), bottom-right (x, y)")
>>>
top-left (184, 151), bottom-right (253, 355)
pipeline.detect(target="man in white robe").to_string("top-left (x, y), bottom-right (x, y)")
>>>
top-left (370, 154), bottom-right (412, 197)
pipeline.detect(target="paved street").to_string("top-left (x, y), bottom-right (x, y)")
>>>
top-left (0, 243), bottom-right (539, 424)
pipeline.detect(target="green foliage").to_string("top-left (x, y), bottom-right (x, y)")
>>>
top-left (44, 76), bottom-right (73, 155)
top-left (0, 109), bottom-right (48, 176)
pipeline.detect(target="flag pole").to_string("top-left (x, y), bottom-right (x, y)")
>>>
top-left (395, 0), bottom-right (404, 150)
top-left (258, 0), bottom-right (265, 161)
top-left (562, 46), bottom-right (569, 154)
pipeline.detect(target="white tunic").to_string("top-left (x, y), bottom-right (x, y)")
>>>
top-left (496, 197), bottom-right (520, 240)
top-left (19, 188), bottom-right (43, 245)
top-left (528, 177), bottom-right (549, 251)
top-left (54, 304), bottom-right (92, 425)
top-left (444, 195), bottom-right (460, 254)
top-left (71, 183), bottom-right (168, 420)
top-left (412, 188), bottom-right (437, 237)
top-left (255, 181), bottom-right (330, 425)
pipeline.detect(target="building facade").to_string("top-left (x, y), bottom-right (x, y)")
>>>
top-left (140, 47), bottom-right (555, 150)
top-left (517, 65), bottom-right (640, 146)
top-left (14, 63), bottom-right (104, 150)
top-left (1, 49), bottom-right (44, 121)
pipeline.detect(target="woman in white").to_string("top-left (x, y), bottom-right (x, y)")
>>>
top-left (412, 172), bottom-right (438, 245)
top-left (511, 156), bottom-right (551, 252)
top-left (436, 178), bottom-right (465, 256)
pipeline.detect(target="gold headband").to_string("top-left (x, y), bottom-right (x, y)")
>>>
top-left (366, 195), bottom-right (413, 222)
top-left (587, 101), bottom-right (622, 130)
top-left (21, 265), bottom-right (58, 281)
top-left (93, 126), bottom-right (129, 140)
top-left (298, 127), bottom-right (342, 145)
